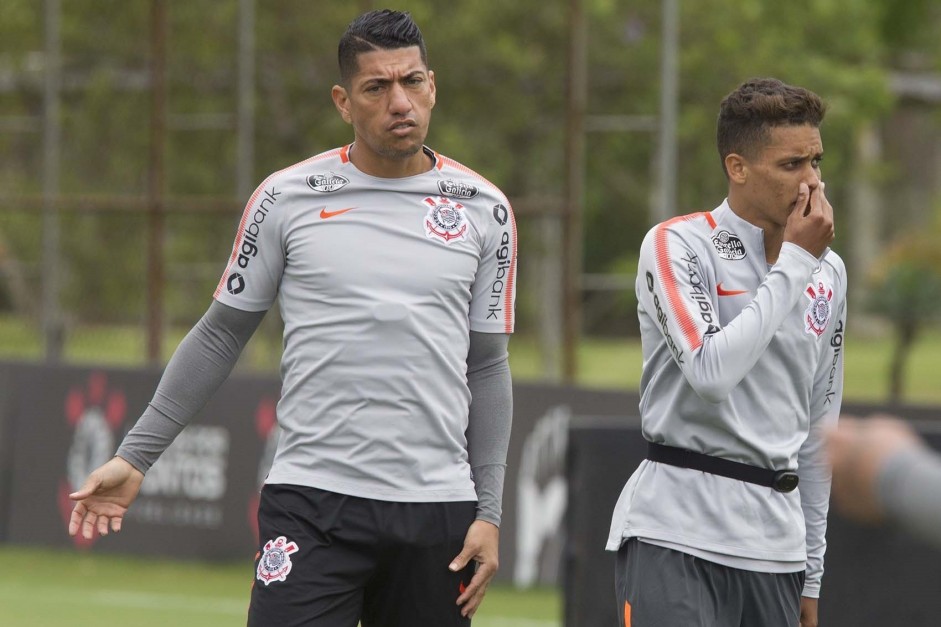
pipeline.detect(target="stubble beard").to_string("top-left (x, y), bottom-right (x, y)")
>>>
top-left (377, 141), bottom-right (422, 161)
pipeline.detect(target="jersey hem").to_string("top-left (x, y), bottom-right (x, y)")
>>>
top-left (606, 526), bottom-right (807, 563)
top-left (264, 474), bottom-right (479, 503)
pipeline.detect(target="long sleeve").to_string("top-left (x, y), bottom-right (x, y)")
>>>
top-left (641, 216), bottom-right (819, 403)
top-left (465, 331), bottom-right (512, 526)
top-left (799, 296), bottom-right (846, 598)
top-left (116, 300), bottom-right (265, 473)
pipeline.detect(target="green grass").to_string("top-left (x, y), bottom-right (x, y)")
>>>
top-left (3, 314), bottom-right (941, 404)
top-left (507, 329), bottom-right (941, 405)
top-left (0, 546), bottom-right (559, 627)
top-left (1, 320), bottom-right (939, 624)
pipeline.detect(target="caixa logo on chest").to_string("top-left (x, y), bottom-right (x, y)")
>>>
top-left (437, 179), bottom-right (479, 199)
top-left (423, 196), bottom-right (468, 244)
top-left (307, 173), bottom-right (349, 193)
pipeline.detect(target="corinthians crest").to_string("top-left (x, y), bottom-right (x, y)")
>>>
top-left (256, 536), bottom-right (299, 585)
top-left (804, 281), bottom-right (833, 337)
top-left (423, 196), bottom-right (467, 244)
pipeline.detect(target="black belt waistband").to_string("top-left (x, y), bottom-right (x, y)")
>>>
top-left (646, 442), bottom-right (799, 493)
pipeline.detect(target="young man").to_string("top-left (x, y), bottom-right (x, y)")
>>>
top-left (68, 10), bottom-right (517, 627)
top-left (607, 78), bottom-right (845, 627)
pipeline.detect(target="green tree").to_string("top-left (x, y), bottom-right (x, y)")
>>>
top-left (868, 226), bottom-right (941, 402)
top-left (1, 0), bottom-right (940, 353)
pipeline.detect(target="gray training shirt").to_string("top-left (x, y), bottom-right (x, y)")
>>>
top-left (607, 201), bottom-right (847, 598)
top-left (212, 144), bottom-right (517, 503)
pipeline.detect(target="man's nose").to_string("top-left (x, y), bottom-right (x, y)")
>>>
top-left (388, 83), bottom-right (412, 114)
top-left (805, 166), bottom-right (821, 189)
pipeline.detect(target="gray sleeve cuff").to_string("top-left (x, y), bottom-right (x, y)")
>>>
top-left (471, 463), bottom-right (506, 527)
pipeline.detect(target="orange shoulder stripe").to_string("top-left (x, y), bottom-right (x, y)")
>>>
top-left (653, 211), bottom-right (712, 352)
top-left (213, 148), bottom-right (343, 298)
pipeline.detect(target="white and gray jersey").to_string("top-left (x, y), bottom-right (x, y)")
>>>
top-left (214, 144), bottom-right (517, 503)
top-left (607, 200), bottom-right (846, 598)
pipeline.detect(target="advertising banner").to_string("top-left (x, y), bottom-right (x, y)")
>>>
top-left (0, 361), bottom-right (642, 586)
top-left (3, 362), bottom-right (280, 560)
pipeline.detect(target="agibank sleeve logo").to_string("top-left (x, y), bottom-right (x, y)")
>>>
top-left (216, 186), bottom-right (282, 298)
top-left (652, 213), bottom-right (716, 355)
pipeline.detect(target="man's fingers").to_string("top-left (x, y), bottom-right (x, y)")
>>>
top-left (97, 515), bottom-right (110, 537)
top-left (68, 502), bottom-right (87, 537)
top-left (795, 182), bottom-right (810, 215)
top-left (806, 181), bottom-right (823, 216)
top-left (81, 510), bottom-right (98, 540)
top-left (818, 181), bottom-right (833, 220)
top-left (449, 548), bottom-right (473, 573)
top-left (456, 566), bottom-right (495, 618)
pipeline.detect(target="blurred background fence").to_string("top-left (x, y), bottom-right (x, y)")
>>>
top-left (2, 0), bottom-right (941, 395)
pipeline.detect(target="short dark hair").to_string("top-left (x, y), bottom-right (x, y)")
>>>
top-left (717, 78), bottom-right (826, 175)
top-left (337, 10), bottom-right (427, 83)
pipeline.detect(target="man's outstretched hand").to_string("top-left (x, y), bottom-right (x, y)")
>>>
top-left (68, 456), bottom-right (144, 539)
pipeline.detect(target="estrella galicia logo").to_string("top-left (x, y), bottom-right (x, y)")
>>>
top-left (307, 173), bottom-right (349, 193)
top-left (227, 272), bottom-right (245, 295)
top-left (438, 179), bottom-right (479, 199)
top-left (492, 204), bottom-right (508, 226)
top-left (712, 230), bottom-right (746, 260)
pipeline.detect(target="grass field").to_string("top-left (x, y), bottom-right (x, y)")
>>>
top-left (1, 318), bottom-right (939, 625)
top-left (0, 546), bottom-right (560, 627)
top-left (3, 314), bottom-right (940, 405)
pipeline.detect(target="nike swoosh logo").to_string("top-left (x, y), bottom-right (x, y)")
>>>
top-left (320, 207), bottom-right (355, 219)
top-left (716, 283), bottom-right (748, 296)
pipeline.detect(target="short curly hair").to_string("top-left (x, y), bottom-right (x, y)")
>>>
top-left (717, 78), bottom-right (826, 176)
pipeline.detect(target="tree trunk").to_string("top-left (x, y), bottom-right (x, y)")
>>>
top-left (0, 229), bottom-right (37, 317)
top-left (888, 321), bottom-right (917, 404)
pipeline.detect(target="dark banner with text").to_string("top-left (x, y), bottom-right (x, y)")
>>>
top-left (0, 360), bottom-right (640, 585)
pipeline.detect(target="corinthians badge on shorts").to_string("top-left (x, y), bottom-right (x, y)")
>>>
top-left (256, 536), bottom-right (299, 585)
top-left (423, 196), bottom-right (467, 244)
top-left (804, 281), bottom-right (833, 337)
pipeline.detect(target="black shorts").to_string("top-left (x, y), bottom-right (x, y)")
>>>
top-left (247, 484), bottom-right (476, 627)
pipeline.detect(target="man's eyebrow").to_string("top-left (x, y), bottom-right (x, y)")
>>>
top-left (360, 69), bottom-right (426, 85)
top-left (779, 150), bottom-right (823, 162)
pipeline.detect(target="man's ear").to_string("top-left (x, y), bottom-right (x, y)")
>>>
top-left (332, 84), bottom-right (352, 124)
top-left (725, 153), bottom-right (748, 185)
top-left (428, 69), bottom-right (436, 109)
